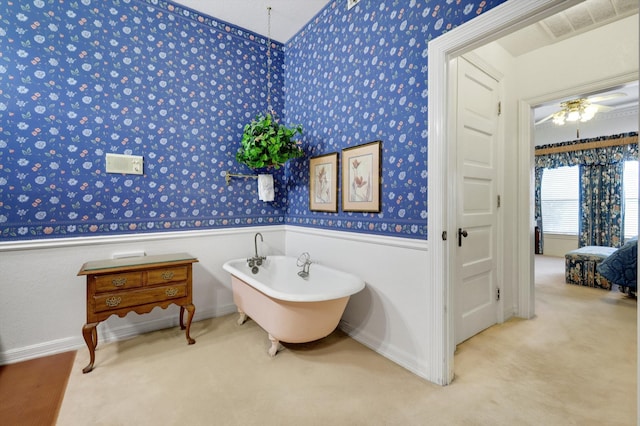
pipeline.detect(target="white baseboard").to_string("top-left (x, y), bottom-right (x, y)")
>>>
top-left (339, 320), bottom-right (428, 381)
top-left (0, 304), bottom-right (237, 365)
top-left (0, 336), bottom-right (84, 366)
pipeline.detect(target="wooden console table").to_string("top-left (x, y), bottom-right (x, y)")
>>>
top-left (78, 253), bottom-right (198, 373)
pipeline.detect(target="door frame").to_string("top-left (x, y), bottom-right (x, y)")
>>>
top-left (425, 0), bottom-right (582, 385)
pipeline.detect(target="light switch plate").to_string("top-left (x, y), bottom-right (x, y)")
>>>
top-left (105, 153), bottom-right (144, 175)
top-left (347, 0), bottom-right (360, 10)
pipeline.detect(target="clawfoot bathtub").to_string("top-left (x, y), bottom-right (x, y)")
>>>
top-left (223, 256), bottom-right (365, 356)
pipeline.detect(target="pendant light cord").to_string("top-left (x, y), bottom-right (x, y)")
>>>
top-left (266, 6), bottom-right (272, 114)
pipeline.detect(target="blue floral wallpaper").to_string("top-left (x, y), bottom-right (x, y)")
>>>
top-left (0, 0), bottom-right (507, 241)
top-left (0, 0), bottom-right (287, 240)
top-left (285, 0), bottom-right (506, 238)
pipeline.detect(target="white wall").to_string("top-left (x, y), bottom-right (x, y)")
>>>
top-left (517, 15), bottom-right (639, 102)
top-left (0, 228), bottom-right (285, 364)
top-left (284, 227), bottom-right (430, 378)
top-left (541, 234), bottom-right (579, 258)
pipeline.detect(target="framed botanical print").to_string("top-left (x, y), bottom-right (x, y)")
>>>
top-left (309, 152), bottom-right (338, 212)
top-left (342, 141), bottom-right (381, 212)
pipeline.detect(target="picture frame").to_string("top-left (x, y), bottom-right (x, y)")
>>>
top-left (347, 0), bottom-right (361, 10)
top-left (342, 141), bottom-right (381, 212)
top-left (309, 152), bottom-right (338, 212)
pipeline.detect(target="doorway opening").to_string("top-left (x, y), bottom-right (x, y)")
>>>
top-left (424, 0), bottom-right (633, 385)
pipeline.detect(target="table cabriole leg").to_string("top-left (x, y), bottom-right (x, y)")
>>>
top-left (183, 303), bottom-right (196, 345)
top-left (82, 322), bottom-right (99, 373)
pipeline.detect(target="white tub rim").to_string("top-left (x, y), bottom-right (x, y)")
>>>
top-left (222, 255), bottom-right (365, 303)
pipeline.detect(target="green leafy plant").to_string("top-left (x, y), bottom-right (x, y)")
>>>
top-left (235, 113), bottom-right (304, 169)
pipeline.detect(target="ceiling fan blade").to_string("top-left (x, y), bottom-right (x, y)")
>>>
top-left (535, 112), bottom-right (556, 125)
top-left (592, 104), bottom-right (614, 112)
top-left (588, 92), bottom-right (625, 103)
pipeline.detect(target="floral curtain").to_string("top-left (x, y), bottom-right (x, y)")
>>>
top-left (534, 167), bottom-right (544, 253)
top-left (534, 132), bottom-right (638, 249)
top-left (579, 162), bottom-right (624, 247)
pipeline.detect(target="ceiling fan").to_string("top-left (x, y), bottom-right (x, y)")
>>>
top-left (535, 92), bottom-right (626, 138)
top-left (535, 92), bottom-right (626, 126)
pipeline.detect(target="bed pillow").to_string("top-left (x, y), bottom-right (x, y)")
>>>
top-left (597, 238), bottom-right (637, 288)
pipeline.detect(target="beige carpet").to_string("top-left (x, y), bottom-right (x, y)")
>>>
top-left (57, 256), bottom-right (636, 425)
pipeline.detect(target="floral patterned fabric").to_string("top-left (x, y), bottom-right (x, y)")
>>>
top-left (535, 132), bottom-right (638, 249)
top-left (565, 246), bottom-right (617, 290)
top-left (579, 162), bottom-right (624, 248)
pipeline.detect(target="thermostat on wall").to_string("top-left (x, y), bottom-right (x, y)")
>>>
top-left (105, 153), bottom-right (144, 175)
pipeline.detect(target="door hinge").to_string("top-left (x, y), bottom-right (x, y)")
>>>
top-left (497, 101), bottom-right (502, 116)
top-left (496, 287), bottom-right (501, 301)
top-left (442, 231), bottom-right (447, 241)
top-left (497, 195), bottom-right (501, 208)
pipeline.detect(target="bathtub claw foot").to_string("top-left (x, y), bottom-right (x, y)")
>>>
top-left (268, 334), bottom-right (281, 357)
top-left (237, 311), bottom-right (248, 325)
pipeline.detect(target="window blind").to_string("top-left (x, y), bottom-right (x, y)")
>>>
top-left (624, 161), bottom-right (638, 239)
top-left (541, 166), bottom-right (579, 235)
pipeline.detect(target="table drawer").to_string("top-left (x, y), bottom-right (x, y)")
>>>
top-left (147, 266), bottom-right (188, 285)
top-left (94, 283), bottom-right (187, 313)
top-left (94, 272), bottom-right (143, 293)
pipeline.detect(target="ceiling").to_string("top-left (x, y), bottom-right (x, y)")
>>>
top-left (170, 0), bottom-right (332, 43)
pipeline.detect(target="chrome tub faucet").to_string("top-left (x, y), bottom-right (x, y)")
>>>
top-left (247, 232), bottom-right (266, 274)
top-left (297, 252), bottom-right (312, 278)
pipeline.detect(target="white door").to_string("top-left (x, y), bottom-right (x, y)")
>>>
top-left (454, 56), bottom-right (500, 345)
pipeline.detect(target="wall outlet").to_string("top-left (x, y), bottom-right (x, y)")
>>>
top-left (106, 153), bottom-right (144, 175)
top-left (347, 0), bottom-right (360, 10)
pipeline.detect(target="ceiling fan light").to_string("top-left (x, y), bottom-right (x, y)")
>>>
top-left (584, 104), bottom-right (597, 115)
top-left (566, 110), bottom-right (581, 122)
top-left (552, 114), bottom-right (565, 125)
top-left (580, 105), bottom-right (597, 122)
top-left (580, 112), bottom-right (594, 122)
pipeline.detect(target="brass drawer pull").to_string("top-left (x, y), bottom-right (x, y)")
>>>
top-left (112, 277), bottom-right (127, 287)
top-left (161, 271), bottom-right (175, 280)
top-left (165, 288), bottom-right (178, 297)
top-left (105, 296), bottom-right (122, 307)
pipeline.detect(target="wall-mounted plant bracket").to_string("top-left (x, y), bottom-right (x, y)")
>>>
top-left (225, 171), bottom-right (258, 186)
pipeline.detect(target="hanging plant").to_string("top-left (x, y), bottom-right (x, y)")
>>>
top-left (234, 7), bottom-right (304, 171)
top-left (235, 113), bottom-right (304, 170)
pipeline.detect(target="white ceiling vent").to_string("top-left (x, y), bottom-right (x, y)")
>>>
top-left (540, 0), bottom-right (638, 40)
top-left (497, 0), bottom-right (638, 57)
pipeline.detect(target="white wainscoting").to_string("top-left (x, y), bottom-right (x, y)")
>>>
top-left (1, 226), bottom-right (433, 382)
top-left (284, 226), bottom-right (431, 380)
top-left (0, 227), bottom-right (285, 364)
